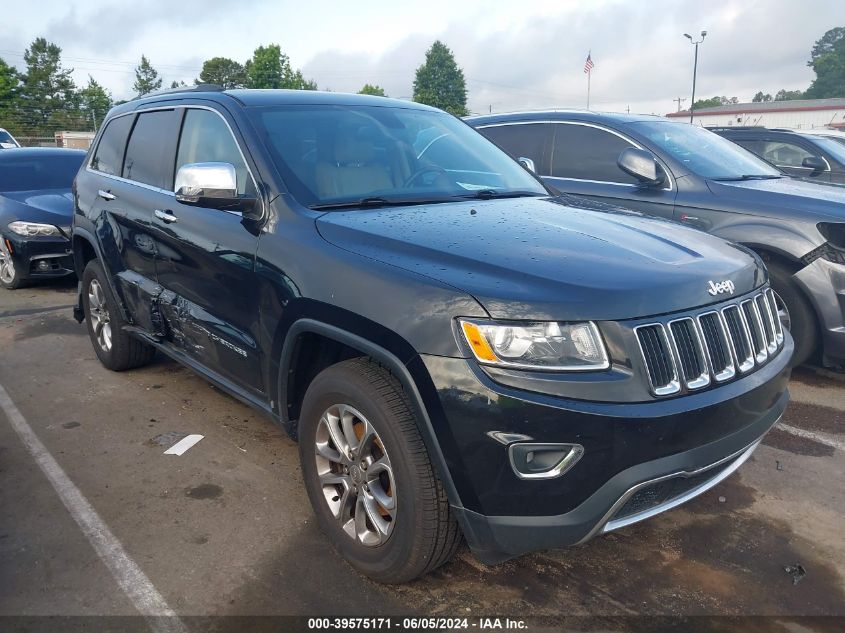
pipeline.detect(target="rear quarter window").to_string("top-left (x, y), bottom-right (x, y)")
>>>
top-left (90, 115), bottom-right (134, 176)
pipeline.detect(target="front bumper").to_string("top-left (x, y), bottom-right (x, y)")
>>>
top-left (3, 233), bottom-right (74, 280)
top-left (795, 257), bottom-right (845, 365)
top-left (419, 332), bottom-right (792, 564)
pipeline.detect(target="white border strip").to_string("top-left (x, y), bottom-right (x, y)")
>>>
top-left (0, 383), bottom-right (186, 633)
top-left (164, 434), bottom-right (204, 456)
top-left (776, 422), bottom-right (845, 452)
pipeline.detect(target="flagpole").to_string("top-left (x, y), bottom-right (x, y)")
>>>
top-left (587, 69), bottom-right (591, 110)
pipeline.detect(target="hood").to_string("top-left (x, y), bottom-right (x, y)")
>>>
top-left (316, 196), bottom-right (765, 321)
top-left (707, 177), bottom-right (845, 222)
top-left (0, 189), bottom-right (74, 231)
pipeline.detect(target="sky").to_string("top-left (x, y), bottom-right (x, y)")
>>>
top-left (2, 0), bottom-right (844, 115)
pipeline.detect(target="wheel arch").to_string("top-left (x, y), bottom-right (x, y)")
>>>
top-left (71, 227), bottom-right (129, 324)
top-left (278, 318), bottom-right (466, 511)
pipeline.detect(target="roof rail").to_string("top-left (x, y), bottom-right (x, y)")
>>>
top-left (705, 125), bottom-right (767, 131)
top-left (132, 83), bottom-right (225, 100)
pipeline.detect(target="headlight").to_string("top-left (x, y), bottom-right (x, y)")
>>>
top-left (8, 221), bottom-right (61, 237)
top-left (459, 319), bottom-right (609, 371)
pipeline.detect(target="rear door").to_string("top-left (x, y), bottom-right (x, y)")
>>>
top-left (539, 122), bottom-right (677, 218)
top-left (149, 106), bottom-right (264, 395)
top-left (77, 111), bottom-right (171, 332)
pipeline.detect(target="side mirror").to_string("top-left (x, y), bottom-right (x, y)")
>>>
top-left (801, 156), bottom-right (827, 174)
top-left (618, 148), bottom-right (666, 187)
top-left (175, 162), bottom-right (257, 212)
top-left (517, 157), bottom-right (536, 173)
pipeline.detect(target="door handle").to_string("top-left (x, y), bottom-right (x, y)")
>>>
top-left (98, 189), bottom-right (116, 201)
top-left (154, 209), bottom-right (178, 223)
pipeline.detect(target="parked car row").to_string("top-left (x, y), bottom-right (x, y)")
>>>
top-left (1, 88), bottom-right (839, 584)
top-left (467, 112), bottom-right (845, 367)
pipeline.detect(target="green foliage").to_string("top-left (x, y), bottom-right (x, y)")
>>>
top-left (197, 57), bottom-right (247, 89)
top-left (413, 41), bottom-right (468, 116)
top-left (133, 55), bottom-right (162, 97)
top-left (78, 76), bottom-right (113, 129)
top-left (805, 27), bottom-right (845, 98)
top-left (0, 57), bottom-right (20, 131)
top-left (245, 44), bottom-right (316, 90)
top-left (17, 38), bottom-right (79, 136)
top-left (752, 91), bottom-right (772, 102)
top-left (693, 96), bottom-right (739, 109)
top-left (358, 84), bottom-right (387, 96)
top-left (775, 89), bottom-right (804, 101)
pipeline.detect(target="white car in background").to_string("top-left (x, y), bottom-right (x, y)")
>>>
top-left (0, 128), bottom-right (21, 149)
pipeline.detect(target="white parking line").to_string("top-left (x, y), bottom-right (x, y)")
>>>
top-left (776, 421), bottom-right (845, 452)
top-left (0, 383), bottom-right (186, 633)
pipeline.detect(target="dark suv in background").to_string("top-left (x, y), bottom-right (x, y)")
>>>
top-left (711, 126), bottom-right (845, 185)
top-left (469, 111), bottom-right (845, 367)
top-left (72, 88), bottom-right (791, 582)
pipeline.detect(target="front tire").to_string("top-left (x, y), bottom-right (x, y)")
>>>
top-left (82, 259), bottom-right (156, 371)
top-left (0, 240), bottom-right (25, 289)
top-left (299, 358), bottom-right (461, 583)
top-left (767, 260), bottom-right (818, 367)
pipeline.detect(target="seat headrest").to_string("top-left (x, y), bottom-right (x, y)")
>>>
top-left (334, 127), bottom-right (378, 165)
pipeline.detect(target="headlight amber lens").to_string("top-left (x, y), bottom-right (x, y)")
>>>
top-left (459, 319), bottom-right (609, 371)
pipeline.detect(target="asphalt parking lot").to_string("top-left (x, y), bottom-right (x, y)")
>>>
top-left (1, 281), bottom-right (843, 631)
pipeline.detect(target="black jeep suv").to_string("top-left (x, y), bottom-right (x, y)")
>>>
top-left (72, 87), bottom-right (792, 583)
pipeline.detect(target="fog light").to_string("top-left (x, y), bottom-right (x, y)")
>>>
top-left (509, 443), bottom-right (584, 480)
top-left (37, 260), bottom-right (51, 271)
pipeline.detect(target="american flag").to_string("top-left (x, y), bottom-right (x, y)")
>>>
top-left (584, 53), bottom-right (594, 74)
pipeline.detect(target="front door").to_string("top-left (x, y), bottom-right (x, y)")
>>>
top-left (149, 106), bottom-right (264, 395)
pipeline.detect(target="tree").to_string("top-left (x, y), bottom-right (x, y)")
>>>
top-left (805, 27), bottom-right (845, 98)
top-left (413, 41), bottom-right (468, 116)
top-left (78, 76), bottom-right (112, 130)
top-left (0, 57), bottom-right (20, 134)
top-left (169, 80), bottom-right (187, 89)
top-left (17, 38), bottom-right (77, 136)
top-left (693, 96), bottom-right (739, 109)
top-left (359, 83), bottom-right (386, 96)
top-left (775, 89), bottom-right (804, 101)
top-left (245, 44), bottom-right (316, 90)
top-left (752, 91), bottom-right (772, 102)
top-left (133, 55), bottom-right (162, 97)
top-left (197, 57), bottom-right (246, 89)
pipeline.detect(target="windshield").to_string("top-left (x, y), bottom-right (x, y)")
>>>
top-left (0, 130), bottom-right (18, 148)
top-left (0, 154), bottom-right (85, 192)
top-left (811, 136), bottom-right (845, 165)
top-left (247, 104), bottom-right (547, 208)
top-left (631, 121), bottom-right (782, 180)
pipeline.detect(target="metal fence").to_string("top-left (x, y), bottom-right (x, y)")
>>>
top-left (16, 137), bottom-right (58, 148)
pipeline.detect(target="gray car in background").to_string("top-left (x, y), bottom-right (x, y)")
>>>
top-left (468, 111), bottom-right (845, 367)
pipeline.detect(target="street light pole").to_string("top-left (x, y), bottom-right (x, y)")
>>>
top-left (684, 30), bottom-right (707, 124)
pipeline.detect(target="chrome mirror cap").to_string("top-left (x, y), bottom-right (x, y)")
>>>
top-left (175, 162), bottom-right (237, 202)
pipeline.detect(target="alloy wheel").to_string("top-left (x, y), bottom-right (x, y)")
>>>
top-left (88, 279), bottom-right (113, 352)
top-left (0, 241), bottom-right (15, 284)
top-left (314, 404), bottom-right (397, 547)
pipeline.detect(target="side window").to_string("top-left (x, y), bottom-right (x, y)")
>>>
top-left (551, 124), bottom-right (640, 184)
top-left (176, 109), bottom-right (253, 196)
top-left (756, 140), bottom-right (813, 168)
top-left (122, 110), bottom-right (180, 188)
top-left (90, 115), bottom-right (134, 176)
top-left (480, 124), bottom-right (551, 175)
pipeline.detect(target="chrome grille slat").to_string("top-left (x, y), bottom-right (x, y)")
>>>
top-left (635, 324), bottom-right (680, 396)
top-left (668, 318), bottom-right (710, 389)
top-left (637, 289), bottom-right (783, 397)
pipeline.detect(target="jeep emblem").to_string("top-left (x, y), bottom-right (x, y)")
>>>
top-left (707, 280), bottom-right (735, 296)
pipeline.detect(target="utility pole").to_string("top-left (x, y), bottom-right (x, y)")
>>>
top-left (684, 31), bottom-right (707, 124)
top-left (674, 97), bottom-right (686, 112)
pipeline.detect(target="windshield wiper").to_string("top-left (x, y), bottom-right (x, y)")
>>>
top-left (712, 174), bottom-right (783, 181)
top-left (456, 189), bottom-right (544, 200)
top-left (310, 196), bottom-right (459, 210)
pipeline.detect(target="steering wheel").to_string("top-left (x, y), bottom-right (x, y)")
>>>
top-left (403, 165), bottom-right (450, 188)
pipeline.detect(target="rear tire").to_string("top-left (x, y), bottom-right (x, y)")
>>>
top-left (767, 260), bottom-right (818, 367)
top-left (82, 259), bottom-right (156, 371)
top-left (299, 358), bottom-right (461, 583)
